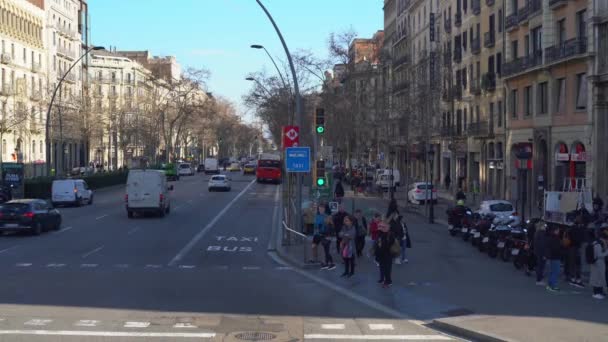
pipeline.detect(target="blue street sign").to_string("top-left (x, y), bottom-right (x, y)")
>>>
top-left (285, 147), bottom-right (311, 173)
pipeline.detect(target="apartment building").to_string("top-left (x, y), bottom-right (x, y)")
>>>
top-left (0, 0), bottom-right (47, 177)
top-left (503, 0), bottom-right (599, 216)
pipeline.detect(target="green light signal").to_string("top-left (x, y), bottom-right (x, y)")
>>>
top-left (316, 126), bottom-right (325, 134)
top-left (316, 177), bottom-right (326, 186)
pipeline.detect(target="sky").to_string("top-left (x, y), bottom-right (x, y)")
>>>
top-left (88, 0), bottom-right (384, 121)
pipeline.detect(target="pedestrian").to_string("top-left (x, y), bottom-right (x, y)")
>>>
top-left (334, 180), bottom-right (345, 203)
top-left (546, 226), bottom-right (564, 292)
top-left (354, 209), bottom-right (368, 257)
top-left (339, 215), bottom-right (357, 277)
top-left (565, 220), bottom-right (585, 288)
top-left (534, 221), bottom-right (548, 285)
top-left (444, 174), bottom-right (451, 190)
top-left (369, 212), bottom-right (381, 242)
top-left (589, 226), bottom-right (608, 299)
top-left (386, 199), bottom-right (407, 264)
top-left (332, 205), bottom-right (349, 255)
top-left (456, 188), bottom-right (466, 202)
top-left (375, 221), bottom-right (397, 288)
top-left (316, 204), bottom-right (336, 270)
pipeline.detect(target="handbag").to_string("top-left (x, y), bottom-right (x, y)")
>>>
top-left (389, 238), bottom-right (401, 257)
top-left (342, 244), bottom-right (350, 258)
top-left (562, 232), bottom-right (572, 248)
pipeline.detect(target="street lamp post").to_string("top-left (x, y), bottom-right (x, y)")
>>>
top-left (428, 145), bottom-right (435, 224)
top-left (245, 76), bottom-right (273, 97)
top-left (46, 45), bottom-right (104, 177)
top-left (255, 0), bottom-right (304, 234)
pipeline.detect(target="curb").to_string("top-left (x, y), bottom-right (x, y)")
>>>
top-left (428, 319), bottom-right (510, 342)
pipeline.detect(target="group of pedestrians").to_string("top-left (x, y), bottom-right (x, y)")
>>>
top-left (310, 198), bottom-right (411, 288)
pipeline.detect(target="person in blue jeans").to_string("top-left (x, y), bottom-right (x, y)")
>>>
top-left (533, 221), bottom-right (548, 285)
top-left (546, 226), bottom-right (564, 292)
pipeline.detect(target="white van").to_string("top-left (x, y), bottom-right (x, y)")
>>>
top-left (125, 169), bottom-right (173, 218)
top-left (52, 179), bottom-right (93, 207)
top-left (204, 158), bottom-right (220, 174)
top-left (375, 169), bottom-right (401, 189)
top-left (178, 163), bottom-right (194, 176)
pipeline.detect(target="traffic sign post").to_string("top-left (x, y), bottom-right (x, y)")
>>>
top-left (285, 147), bottom-right (310, 173)
top-left (282, 126), bottom-right (300, 149)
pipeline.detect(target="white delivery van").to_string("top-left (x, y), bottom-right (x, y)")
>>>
top-left (204, 158), bottom-right (220, 174)
top-left (375, 169), bottom-right (401, 189)
top-left (178, 163), bottom-right (194, 176)
top-left (52, 179), bottom-right (93, 207)
top-left (125, 169), bottom-right (173, 218)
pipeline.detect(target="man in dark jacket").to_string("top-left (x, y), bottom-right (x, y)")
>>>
top-left (534, 222), bottom-right (548, 285)
top-left (456, 189), bottom-right (466, 202)
top-left (546, 226), bottom-right (563, 292)
top-left (565, 222), bottom-right (586, 288)
top-left (334, 181), bottom-right (345, 203)
top-left (332, 205), bottom-right (349, 254)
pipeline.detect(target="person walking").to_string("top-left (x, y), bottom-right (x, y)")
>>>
top-left (386, 199), bottom-right (406, 264)
top-left (444, 174), bottom-right (451, 191)
top-left (369, 213), bottom-right (381, 242)
top-left (339, 215), bottom-right (357, 277)
top-left (589, 226), bottom-right (608, 299)
top-left (565, 221), bottom-right (585, 288)
top-left (375, 221), bottom-right (397, 288)
top-left (533, 221), bottom-right (548, 285)
top-left (332, 205), bottom-right (349, 255)
top-left (315, 205), bottom-right (336, 270)
top-left (546, 226), bottom-right (564, 292)
top-left (334, 181), bottom-right (345, 204)
top-left (354, 209), bottom-right (368, 257)
top-left (456, 188), bottom-right (466, 202)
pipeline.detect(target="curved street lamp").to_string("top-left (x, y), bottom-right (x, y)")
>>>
top-left (250, 44), bottom-right (291, 94)
top-left (45, 45), bottom-right (104, 176)
top-left (245, 76), bottom-right (273, 97)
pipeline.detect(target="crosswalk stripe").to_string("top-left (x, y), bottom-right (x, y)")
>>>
top-left (81, 264), bottom-right (98, 268)
top-left (74, 320), bottom-right (99, 327)
top-left (368, 324), bottom-right (394, 330)
top-left (0, 330), bottom-right (216, 338)
top-left (24, 319), bottom-right (52, 326)
top-left (16, 263), bottom-right (32, 267)
top-left (47, 263), bottom-right (66, 268)
top-left (178, 265), bottom-right (195, 269)
top-left (321, 324), bottom-right (345, 330)
top-left (304, 334), bottom-right (452, 340)
top-left (123, 322), bottom-right (150, 328)
top-left (173, 323), bottom-right (197, 328)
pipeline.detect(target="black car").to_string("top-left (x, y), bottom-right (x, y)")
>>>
top-left (196, 164), bottom-right (205, 173)
top-left (0, 199), bottom-right (62, 235)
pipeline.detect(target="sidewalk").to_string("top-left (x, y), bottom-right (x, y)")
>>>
top-left (277, 193), bottom-right (608, 342)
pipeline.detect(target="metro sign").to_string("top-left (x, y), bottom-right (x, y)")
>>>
top-left (282, 126), bottom-right (299, 149)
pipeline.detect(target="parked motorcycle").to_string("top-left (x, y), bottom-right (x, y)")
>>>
top-left (502, 224), bottom-right (526, 262)
top-left (513, 218), bottom-right (541, 272)
top-left (486, 216), bottom-right (514, 258)
top-left (446, 206), bottom-right (469, 237)
top-left (461, 210), bottom-right (474, 241)
top-left (472, 213), bottom-right (494, 249)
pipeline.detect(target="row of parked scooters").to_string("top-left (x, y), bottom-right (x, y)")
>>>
top-left (446, 207), bottom-right (541, 272)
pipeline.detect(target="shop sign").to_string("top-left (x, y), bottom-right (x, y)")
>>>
top-left (555, 153), bottom-right (570, 162)
top-left (570, 152), bottom-right (588, 162)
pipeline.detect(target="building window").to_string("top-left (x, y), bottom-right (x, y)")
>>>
top-left (576, 73), bottom-right (587, 110)
top-left (496, 52), bottom-right (502, 75)
top-left (510, 89), bottom-right (518, 118)
top-left (464, 107), bottom-right (468, 130)
top-left (524, 86), bottom-right (532, 116)
top-left (557, 19), bottom-right (566, 46)
top-left (39, 140), bottom-right (43, 155)
top-left (538, 82), bottom-right (548, 115)
top-left (511, 40), bottom-right (518, 60)
top-left (489, 102), bottom-right (495, 128)
top-left (556, 77), bottom-right (566, 113)
top-left (577, 10), bottom-right (586, 40)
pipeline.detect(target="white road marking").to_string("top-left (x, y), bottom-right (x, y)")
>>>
top-left (81, 264), bottom-right (98, 268)
top-left (82, 245), bottom-right (104, 258)
top-left (15, 263), bottom-right (32, 267)
top-left (0, 330), bottom-right (216, 338)
top-left (24, 319), bottom-right (53, 326)
top-left (127, 227), bottom-right (140, 235)
top-left (123, 321), bottom-right (150, 328)
top-left (95, 214), bottom-right (108, 220)
top-left (368, 324), bottom-right (394, 330)
top-left (178, 265), bottom-right (195, 269)
top-left (276, 266), bottom-right (293, 271)
top-left (145, 264), bottom-right (163, 269)
top-left (168, 179), bottom-right (256, 266)
top-left (303, 334), bottom-right (452, 340)
top-left (242, 266), bottom-right (261, 270)
top-left (115, 264), bottom-right (130, 268)
top-left (321, 324), bottom-right (345, 330)
top-left (215, 265), bottom-right (229, 270)
top-left (74, 320), bottom-right (100, 327)
top-left (0, 245), bottom-right (19, 254)
top-left (173, 323), bottom-right (197, 329)
top-left (46, 263), bottom-right (66, 268)
top-left (54, 226), bottom-right (73, 234)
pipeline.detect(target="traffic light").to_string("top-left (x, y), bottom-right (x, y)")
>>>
top-left (316, 160), bottom-right (326, 187)
top-left (315, 108), bottom-right (325, 134)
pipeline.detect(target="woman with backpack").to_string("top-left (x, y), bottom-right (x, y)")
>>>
top-left (386, 199), bottom-right (407, 264)
top-left (375, 221), bottom-right (397, 288)
top-left (589, 226), bottom-right (608, 299)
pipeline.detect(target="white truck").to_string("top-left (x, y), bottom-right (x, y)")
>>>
top-left (204, 158), bottom-right (220, 174)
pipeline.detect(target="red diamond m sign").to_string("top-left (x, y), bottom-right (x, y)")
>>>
top-left (282, 126), bottom-right (299, 149)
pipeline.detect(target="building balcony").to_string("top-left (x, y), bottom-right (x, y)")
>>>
top-left (481, 72), bottom-right (497, 92)
top-left (92, 77), bottom-right (119, 84)
top-left (63, 72), bottom-right (77, 83)
top-left (472, 0), bottom-right (481, 15)
top-left (506, 13), bottom-right (519, 31)
top-left (29, 91), bottom-right (42, 102)
top-left (124, 79), bottom-right (135, 85)
top-left (393, 81), bottom-right (409, 93)
top-left (484, 31), bottom-right (496, 48)
top-left (92, 92), bottom-right (104, 98)
top-left (486, 0), bottom-right (495, 6)
top-left (454, 85), bottom-right (463, 100)
top-left (1, 53), bottom-right (12, 65)
top-left (549, 0), bottom-right (573, 10)
top-left (453, 46), bottom-right (462, 63)
top-left (55, 22), bottom-right (79, 40)
top-left (108, 92), bottom-right (119, 99)
top-left (471, 37), bottom-right (481, 55)
top-left (0, 84), bottom-right (14, 96)
top-left (470, 80), bottom-right (482, 95)
top-left (392, 55), bottom-right (410, 68)
top-left (443, 51), bottom-right (452, 67)
top-left (444, 18), bottom-right (452, 33)
top-left (503, 51), bottom-right (543, 77)
top-left (31, 62), bottom-right (42, 73)
top-left (455, 11), bottom-right (462, 27)
top-left (57, 46), bottom-right (76, 60)
top-left (519, 0), bottom-right (542, 25)
top-left (545, 38), bottom-right (588, 65)
top-left (467, 121), bottom-right (489, 137)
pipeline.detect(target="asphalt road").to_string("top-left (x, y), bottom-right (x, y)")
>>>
top-left (0, 172), bottom-right (455, 341)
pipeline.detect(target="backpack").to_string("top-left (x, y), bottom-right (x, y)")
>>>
top-left (585, 241), bottom-right (598, 264)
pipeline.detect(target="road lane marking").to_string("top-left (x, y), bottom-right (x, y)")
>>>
top-left (242, 266), bottom-right (261, 270)
top-left (95, 214), bottom-right (108, 220)
top-left (215, 265), bottom-right (229, 270)
top-left (0, 245), bottom-right (19, 254)
top-left (82, 245), bottom-right (104, 258)
top-left (368, 324), bottom-right (394, 330)
top-left (24, 319), bottom-right (53, 326)
top-left (168, 179), bottom-right (256, 266)
top-left (74, 320), bottom-right (100, 327)
top-left (0, 330), bottom-right (216, 338)
top-left (276, 266), bottom-right (293, 271)
top-left (81, 264), bottom-right (98, 268)
top-left (115, 264), bottom-right (130, 268)
top-left (173, 323), bottom-right (197, 329)
top-left (178, 265), bottom-right (195, 269)
top-left (124, 322), bottom-right (150, 328)
top-left (46, 263), bottom-right (65, 268)
top-left (127, 227), bottom-right (140, 235)
top-left (54, 226), bottom-right (73, 234)
top-left (303, 334), bottom-right (452, 340)
top-left (15, 263), bottom-right (32, 267)
top-left (321, 324), bottom-right (345, 330)
top-left (145, 264), bottom-right (162, 268)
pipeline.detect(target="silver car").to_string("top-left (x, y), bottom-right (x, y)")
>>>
top-left (478, 200), bottom-right (521, 226)
top-left (208, 175), bottom-right (231, 192)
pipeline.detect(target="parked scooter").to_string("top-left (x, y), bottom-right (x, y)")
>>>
top-left (502, 224), bottom-right (526, 262)
top-left (446, 205), bottom-right (470, 237)
top-left (472, 213), bottom-right (494, 249)
top-left (486, 216), bottom-right (514, 258)
top-left (461, 210), bottom-right (474, 241)
top-left (513, 218), bottom-right (541, 272)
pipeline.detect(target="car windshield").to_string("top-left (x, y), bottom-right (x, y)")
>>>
top-left (211, 176), bottom-right (225, 181)
top-left (489, 203), bottom-right (514, 212)
top-left (416, 184), bottom-right (433, 190)
top-left (179, 164), bottom-right (190, 169)
top-left (259, 160), bottom-right (280, 168)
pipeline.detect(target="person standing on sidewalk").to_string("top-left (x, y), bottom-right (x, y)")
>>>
top-left (589, 226), bottom-right (608, 299)
top-left (339, 215), bottom-right (356, 277)
top-left (565, 221), bottom-right (585, 288)
top-left (375, 221), bottom-right (396, 288)
top-left (334, 181), bottom-right (345, 204)
top-left (369, 213), bottom-right (381, 242)
top-left (386, 199), bottom-right (406, 264)
top-left (456, 188), bottom-right (466, 202)
top-left (534, 221), bottom-right (548, 286)
top-left (316, 205), bottom-right (336, 270)
top-left (354, 209), bottom-right (368, 257)
top-left (333, 205), bottom-right (349, 255)
top-left (546, 226), bottom-right (564, 292)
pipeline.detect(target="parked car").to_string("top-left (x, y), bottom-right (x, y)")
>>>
top-left (178, 163), bottom-right (194, 176)
top-left (52, 179), bottom-right (93, 207)
top-left (125, 169), bottom-right (173, 218)
top-left (243, 163), bottom-right (256, 175)
top-left (477, 200), bottom-right (520, 226)
top-left (407, 182), bottom-right (438, 204)
top-left (196, 163), bottom-right (205, 173)
top-left (208, 175), bottom-right (231, 192)
top-left (0, 199), bottom-right (61, 235)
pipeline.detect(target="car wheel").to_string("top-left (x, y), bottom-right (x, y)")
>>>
top-left (88, 195), bottom-right (94, 205)
top-left (31, 221), bottom-right (42, 235)
top-left (159, 208), bottom-right (166, 218)
top-left (127, 210), bottom-right (134, 218)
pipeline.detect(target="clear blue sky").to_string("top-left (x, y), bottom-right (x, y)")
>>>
top-left (88, 0), bottom-right (384, 120)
